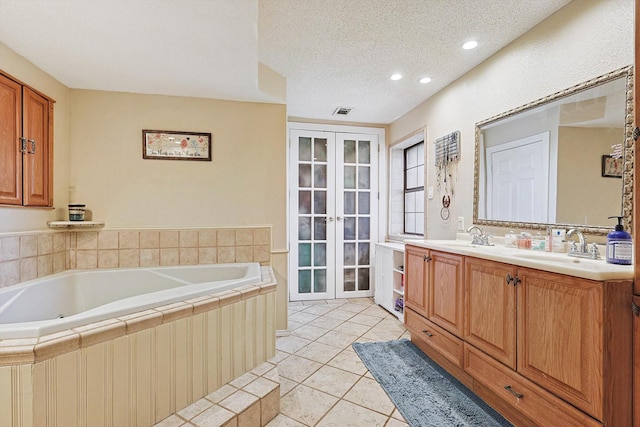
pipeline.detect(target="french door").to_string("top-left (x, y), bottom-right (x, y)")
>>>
top-left (289, 129), bottom-right (378, 301)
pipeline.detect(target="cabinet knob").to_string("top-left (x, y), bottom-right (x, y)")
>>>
top-left (421, 329), bottom-right (434, 337)
top-left (20, 137), bottom-right (27, 153)
top-left (632, 301), bottom-right (640, 317)
top-left (423, 255), bottom-right (432, 262)
top-left (28, 139), bottom-right (36, 154)
top-left (504, 385), bottom-right (524, 398)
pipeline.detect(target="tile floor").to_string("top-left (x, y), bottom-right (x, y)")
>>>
top-left (154, 297), bottom-right (410, 427)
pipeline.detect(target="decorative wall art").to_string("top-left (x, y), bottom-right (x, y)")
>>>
top-left (602, 155), bottom-right (622, 178)
top-left (142, 129), bottom-right (212, 161)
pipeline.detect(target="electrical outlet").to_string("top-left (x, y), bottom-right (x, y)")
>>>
top-left (428, 186), bottom-right (434, 200)
top-left (457, 216), bottom-right (465, 231)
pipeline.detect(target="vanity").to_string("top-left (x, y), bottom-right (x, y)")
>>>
top-left (404, 239), bottom-right (633, 427)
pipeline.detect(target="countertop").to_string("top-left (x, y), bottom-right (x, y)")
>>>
top-left (404, 238), bottom-right (634, 281)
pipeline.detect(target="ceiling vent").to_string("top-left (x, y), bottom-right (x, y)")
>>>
top-left (332, 106), bottom-right (353, 116)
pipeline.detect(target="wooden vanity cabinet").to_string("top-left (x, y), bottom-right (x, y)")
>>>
top-left (0, 71), bottom-right (54, 207)
top-left (464, 257), bottom-right (517, 370)
top-left (405, 245), bottom-right (430, 317)
top-left (406, 246), bottom-right (633, 426)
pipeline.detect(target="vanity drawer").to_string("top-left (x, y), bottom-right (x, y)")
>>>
top-left (464, 344), bottom-right (601, 427)
top-left (406, 308), bottom-right (463, 369)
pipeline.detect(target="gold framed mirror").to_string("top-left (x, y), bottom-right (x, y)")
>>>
top-left (473, 66), bottom-right (634, 235)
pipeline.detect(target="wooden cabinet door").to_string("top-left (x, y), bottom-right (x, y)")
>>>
top-left (22, 87), bottom-right (52, 206)
top-left (404, 245), bottom-right (429, 318)
top-left (634, 295), bottom-right (640, 427)
top-left (0, 74), bottom-right (22, 205)
top-left (517, 268), bottom-right (603, 421)
top-left (427, 251), bottom-right (464, 337)
top-left (464, 257), bottom-right (516, 369)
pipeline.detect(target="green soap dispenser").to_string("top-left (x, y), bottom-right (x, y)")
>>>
top-left (606, 216), bottom-right (632, 265)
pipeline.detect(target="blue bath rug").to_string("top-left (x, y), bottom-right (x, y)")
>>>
top-left (352, 339), bottom-right (513, 427)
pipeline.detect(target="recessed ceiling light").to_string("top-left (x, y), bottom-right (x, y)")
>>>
top-left (419, 77), bottom-right (432, 84)
top-left (390, 73), bottom-right (403, 81)
top-left (463, 40), bottom-right (478, 50)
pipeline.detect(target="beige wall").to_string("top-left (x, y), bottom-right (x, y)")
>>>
top-left (389, 0), bottom-right (634, 239)
top-left (0, 42), bottom-right (71, 231)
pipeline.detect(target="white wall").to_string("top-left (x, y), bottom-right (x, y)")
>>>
top-left (388, 0), bottom-right (634, 239)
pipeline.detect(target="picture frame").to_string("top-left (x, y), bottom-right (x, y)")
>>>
top-left (142, 129), bottom-right (212, 161)
top-left (601, 155), bottom-right (622, 178)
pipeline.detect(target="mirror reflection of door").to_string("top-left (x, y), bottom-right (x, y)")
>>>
top-left (486, 132), bottom-right (550, 222)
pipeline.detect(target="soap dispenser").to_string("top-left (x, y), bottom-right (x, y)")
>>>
top-left (606, 216), bottom-right (632, 265)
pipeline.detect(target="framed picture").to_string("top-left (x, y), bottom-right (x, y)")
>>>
top-left (601, 155), bottom-right (622, 178)
top-left (143, 130), bottom-right (212, 161)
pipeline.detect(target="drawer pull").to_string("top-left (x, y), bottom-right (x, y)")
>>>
top-left (422, 329), bottom-right (434, 337)
top-left (505, 274), bottom-right (520, 286)
top-left (423, 255), bottom-right (432, 262)
top-left (632, 301), bottom-right (640, 316)
top-left (504, 385), bottom-right (524, 399)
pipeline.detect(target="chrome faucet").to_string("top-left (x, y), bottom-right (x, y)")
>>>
top-left (566, 229), bottom-right (600, 259)
top-left (467, 225), bottom-right (493, 246)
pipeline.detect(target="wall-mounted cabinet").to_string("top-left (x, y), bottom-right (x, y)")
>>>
top-left (0, 71), bottom-right (54, 207)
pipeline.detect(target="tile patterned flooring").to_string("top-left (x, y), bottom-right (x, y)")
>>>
top-left (155, 297), bottom-right (410, 427)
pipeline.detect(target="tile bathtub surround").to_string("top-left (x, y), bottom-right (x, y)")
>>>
top-left (162, 297), bottom-right (411, 427)
top-left (0, 231), bottom-right (67, 288)
top-left (71, 226), bottom-right (272, 269)
top-left (0, 226), bottom-right (272, 289)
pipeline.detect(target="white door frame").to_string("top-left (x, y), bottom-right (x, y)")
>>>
top-left (287, 122), bottom-right (386, 301)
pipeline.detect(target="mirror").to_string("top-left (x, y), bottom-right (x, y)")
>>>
top-left (473, 66), bottom-right (634, 235)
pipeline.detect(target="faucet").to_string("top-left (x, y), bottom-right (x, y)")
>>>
top-left (467, 225), bottom-right (493, 246)
top-left (566, 229), bottom-right (600, 259)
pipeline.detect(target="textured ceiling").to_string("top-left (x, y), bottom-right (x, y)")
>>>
top-left (0, 0), bottom-right (570, 124)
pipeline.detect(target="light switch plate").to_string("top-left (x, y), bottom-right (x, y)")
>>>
top-left (457, 216), bottom-right (465, 231)
top-left (428, 186), bottom-right (434, 200)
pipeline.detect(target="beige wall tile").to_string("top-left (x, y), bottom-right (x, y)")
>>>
top-left (0, 261), bottom-right (20, 287)
top-left (37, 254), bottom-right (53, 277)
top-left (119, 230), bottom-right (140, 249)
top-left (253, 246), bottom-right (270, 263)
top-left (261, 388), bottom-right (280, 426)
top-left (235, 246), bottom-right (253, 263)
top-left (119, 249), bottom-right (140, 267)
top-left (98, 230), bottom-right (119, 249)
top-left (180, 230), bottom-right (199, 247)
top-left (140, 249), bottom-right (160, 267)
top-left (236, 229), bottom-right (253, 246)
top-left (199, 229), bottom-right (217, 247)
top-left (140, 230), bottom-right (160, 248)
top-left (180, 248), bottom-right (199, 265)
top-left (192, 405), bottom-right (236, 427)
top-left (253, 229), bottom-right (271, 246)
top-left (37, 234), bottom-right (53, 255)
top-left (53, 252), bottom-right (66, 273)
top-left (0, 236), bottom-right (20, 262)
top-left (161, 248), bottom-right (180, 266)
top-left (76, 250), bottom-right (98, 269)
top-left (20, 235), bottom-right (38, 257)
top-left (20, 257), bottom-right (38, 281)
top-left (161, 230), bottom-right (179, 248)
top-left (76, 231), bottom-right (98, 250)
top-left (199, 247), bottom-right (217, 264)
top-left (218, 230), bottom-right (236, 247)
top-left (53, 232), bottom-right (66, 252)
top-left (98, 250), bottom-right (119, 268)
top-left (218, 247), bottom-right (236, 263)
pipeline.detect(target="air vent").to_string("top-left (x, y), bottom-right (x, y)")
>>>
top-left (332, 106), bottom-right (353, 116)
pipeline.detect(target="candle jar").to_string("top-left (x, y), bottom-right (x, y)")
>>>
top-left (68, 204), bottom-right (86, 221)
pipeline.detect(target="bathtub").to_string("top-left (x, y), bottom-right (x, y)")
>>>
top-left (0, 262), bottom-right (261, 339)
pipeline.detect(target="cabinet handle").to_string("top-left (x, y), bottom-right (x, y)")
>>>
top-left (632, 301), bottom-right (640, 317)
top-left (504, 385), bottom-right (524, 398)
top-left (505, 274), bottom-right (520, 286)
top-left (20, 137), bottom-right (27, 153)
top-left (28, 139), bottom-right (36, 154)
top-left (421, 329), bottom-right (434, 337)
top-left (423, 255), bottom-right (432, 262)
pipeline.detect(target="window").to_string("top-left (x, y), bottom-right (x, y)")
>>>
top-left (389, 132), bottom-right (425, 237)
top-left (403, 142), bottom-right (424, 235)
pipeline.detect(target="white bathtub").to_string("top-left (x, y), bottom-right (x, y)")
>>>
top-left (0, 262), bottom-right (262, 339)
